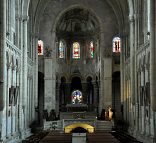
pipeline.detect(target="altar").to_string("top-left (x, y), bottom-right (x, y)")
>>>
top-left (66, 104), bottom-right (88, 112)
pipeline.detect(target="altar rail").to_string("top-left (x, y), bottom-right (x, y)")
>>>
top-left (44, 119), bottom-right (96, 130)
top-left (62, 119), bottom-right (96, 129)
top-left (43, 119), bottom-right (114, 132)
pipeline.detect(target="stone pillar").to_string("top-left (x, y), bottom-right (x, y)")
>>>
top-left (129, 15), bottom-right (136, 129)
top-left (33, 35), bottom-right (38, 121)
top-left (93, 82), bottom-right (98, 112)
top-left (22, 15), bottom-right (29, 130)
top-left (129, 15), bottom-right (135, 105)
top-left (99, 32), bottom-right (105, 113)
top-left (0, 0), bottom-right (6, 111)
top-left (19, 16), bottom-right (24, 135)
top-left (44, 58), bottom-right (56, 113)
top-left (103, 57), bottom-right (112, 109)
top-left (65, 83), bottom-right (71, 104)
top-left (81, 83), bottom-right (87, 104)
top-left (120, 39), bottom-right (124, 106)
top-left (56, 82), bottom-right (60, 114)
top-left (0, 0), bottom-right (6, 139)
top-left (150, 0), bottom-right (156, 111)
top-left (150, 3), bottom-right (156, 141)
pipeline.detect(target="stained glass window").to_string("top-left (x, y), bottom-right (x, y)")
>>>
top-left (73, 42), bottom-right (80, 59)
top-left (113, 37), bottom-right (121, 53)
top-left (38, 40), bottom-right (43, 55)
top-left (71, 90), bottom-right (83, 104)
top-left (59, 41), bottom-right (65, 58)
top-left (89, 41), bottom-right (94, 58)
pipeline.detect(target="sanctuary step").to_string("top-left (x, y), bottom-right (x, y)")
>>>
top-left (39, 131), bottom-right (72, 143)
top-left (60, 111), bottom-right (97, 120)
top-left (87, 131), bottom-right (120, 143)
top-left (111, 130), bottom-right (143, 143)
top-left (96, 120), bottom-right (114, 131)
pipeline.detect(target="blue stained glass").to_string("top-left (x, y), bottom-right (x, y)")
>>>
top-left (71, 90), bottom-right (83, 104)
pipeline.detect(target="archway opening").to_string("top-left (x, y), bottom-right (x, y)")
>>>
top-left (38, 72), bottom-right (44, 126)
top-left (64, 123), bottom-right (94, 133)
top-left (112, 71), bottom-right (121, 120)
top-left (71, 127), bottom-right (88, 133)
top-left (71, 76), bottom-right (82, 91)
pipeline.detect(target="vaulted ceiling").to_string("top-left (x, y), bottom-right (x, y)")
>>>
top-left (27, 0), bottom-right (130, 35)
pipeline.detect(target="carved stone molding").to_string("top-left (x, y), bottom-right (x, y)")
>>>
top-left (22, 15), bottom-right (29, 22)
top-left (6, 51), bottom-right (12, 69)
top-left (11, 55), bottom-right (16, 70)
top-left (129, 15), bottom-right (134, 23)
top-left (16, 58), bottom-right (21, 72)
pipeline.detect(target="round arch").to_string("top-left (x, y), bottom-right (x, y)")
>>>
top-left (64, 123), bottom-right (94, 133)
top-left (52, 4), bottom-right (102, 33)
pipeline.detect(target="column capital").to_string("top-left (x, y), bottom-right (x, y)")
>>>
top-left (129, 15), bottom-right (134, 22)
top-left (15, 15), bottom-right (23, 21)
top-left (22, 15), bottom-right (29, 22)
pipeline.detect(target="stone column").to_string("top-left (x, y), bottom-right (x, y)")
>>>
top-left (33, 35), bottom-right (38, 121)
top-left (81, 82), bottom-right (87, 104)
top-left (44, 58), bottom-right (56, 113)
top-left (93, 82), bottom-right (98, 112)
top-left (99, 31), bottom-right (105, 113)
top-left (150, 2), bottom-right (156, 140)
top-left (22, 16), bottom-right (29, 129)
top-left (19, 16), bottom-right (24, 135)
top-left (129, 15), bottom-right (136, 129)
top-left (129, 15), bottom-right (135, 105)
top-left (0, 0), bottom-right (6, 111)
top-left (56, 82), bottom-right (60, 114)
top-left (65, 83), bottom-right (71, 104)
top-left (150, 0), bottom-right (156, 111)
top-left (0, 0), bottom-right (6, 139)
top-left (103, 57), bottom-right (112, 109)
top-left (120, 38), bottom-right (124, 106)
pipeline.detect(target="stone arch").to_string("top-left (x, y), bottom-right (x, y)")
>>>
top-left (85, 74), bottom-right (94, 82)
top-left (61, 76), bottom-right (66, 83)
top-left (52, 4), bottom-right (102, 33)
top-left (64, 123), bottom-right (94, 133)
top-left (70, 74), bottom-right (83, 83)
top-left (58, 74), bottom-right (68, 82)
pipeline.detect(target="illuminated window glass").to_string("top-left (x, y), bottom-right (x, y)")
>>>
top-left (113, 37), bottom-right (121, 53)
top-left (89, 41), bottom-right (94, 58)
top-left (59, 41), bottom-right (65, 58)
top-left (38, 40), bottom-right (44, 55)
top-left (73, 42), bottom-right (80, 59)
top-left (71, 90), bottom-right (83, 104)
